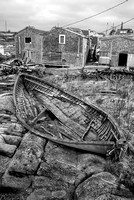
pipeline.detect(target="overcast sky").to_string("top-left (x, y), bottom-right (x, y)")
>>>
top-left (0, 0), bottom-right (133, 33)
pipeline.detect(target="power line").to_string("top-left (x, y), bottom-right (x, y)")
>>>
top-left (103, 17), bottom-right (134, 33)
top-left (62, 0), bottom-right (128, 28)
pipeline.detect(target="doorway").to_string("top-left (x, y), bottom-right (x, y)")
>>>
top-left (118, 53), bottom-right (128, 66)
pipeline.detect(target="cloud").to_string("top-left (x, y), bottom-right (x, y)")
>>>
top-left (0, 0), bottom-right (133, 32)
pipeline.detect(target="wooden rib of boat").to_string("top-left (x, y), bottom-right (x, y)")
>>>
top-left (13, 73), bottom-right (124, 155)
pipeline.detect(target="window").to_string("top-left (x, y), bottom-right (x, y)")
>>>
top-left (59, 34), bottom-right (65, 44)
top-left (25, 37), bottom-right (31, 43)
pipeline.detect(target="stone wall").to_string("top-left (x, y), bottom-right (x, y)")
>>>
top-left (100, 37), bottom-right (134, 54)
top-left (100, 37), bottom-right (134, 67)
top-left (42, 27), bottom-right (84, 67)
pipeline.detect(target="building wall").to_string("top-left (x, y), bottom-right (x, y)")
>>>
top-left (100, 37), bottom-right (134, 67)
top-left (15, 27), bottom-right (43, 64)
top-left (42, 27), bottom-right (85, 67)
top-left (127, 54), bottom-right (134, 67)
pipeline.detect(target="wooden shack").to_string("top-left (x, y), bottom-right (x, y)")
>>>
top-left (15, 26), bottom-right (89, 67)
top-left (99, 35), bottom-right (134, 68)
top-left (15, 26), bottom-right (47, 64)
top-left (42, 27), bottom-right (89, 67)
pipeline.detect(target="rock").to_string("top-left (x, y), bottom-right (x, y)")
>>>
top-left (4, 123), bottom-right (24, 137)
top-left (5, 132), bottom-right (46, 175)
top-left (33, 176), bottom-right (68, 189)
top-left (0, 155), bottom-right (10, 174)
top-left (43, 141), bottom-right (77, 168)
top-left (0, 122), bottom-right (24, 137)
top-left (74, 172), bottom-right (134, 200)
top-left (27, 189), bottom-right (67, 200)
top-left (0, 113), bottom-right (11, 123)
top-left (77, 153), bottom-right (105, 171)
top-left (31, 176), bottom-right (74, 200)
top-left (1, 134), bottom-right (21, 145)
top-left (10, 115), bottom-right (18, 123)
top-left (0, 155), bottom-right (10, 186)
top-left (34, 142), bottom-right (78, 199)
top-left (75, 153), bottom-right (105, 186)
top-left (0, 135), bottom-right (4, 143)
top-left (0, 127), bottom-right (9, 135)
top-left (0, 142), bottom-right (17, 157)
top-left (0, 93), bottom-right (15, 114)
top-left (2, 171), bottom-right (33, 189)
top-left (39, 141), bottom-right (78, 184)
top-left (37, 161), bottom-right (77, 184)
top-left (95, 194), bottom-right (132, 200)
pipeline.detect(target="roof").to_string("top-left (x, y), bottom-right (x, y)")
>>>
top-left (82, 30), bottom-right (89, 37)
top-left (63, 27), bottom-right (88, 38)
top-left (101, 35), bottom-right (134, 41)
top-left (15, 26), bottom-right (48, 36)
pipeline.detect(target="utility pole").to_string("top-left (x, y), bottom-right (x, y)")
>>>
top-left (5, 20), bottom-right (7, 32)
top-left (106, 22), bottom-right (109, 35)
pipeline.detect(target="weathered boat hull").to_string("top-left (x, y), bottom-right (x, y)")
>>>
top-left (14, 117), bottom-right (115, 155)
top-left (13, 73), bottom-right (124, 155)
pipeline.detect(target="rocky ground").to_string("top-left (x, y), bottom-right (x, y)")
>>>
top-left (0, 72), bottom-right (134, 199)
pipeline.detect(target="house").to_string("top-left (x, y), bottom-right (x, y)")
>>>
top-left (116, 28), bottom-right (133, 35)
top-left (99, 35), bottom-right (134, 68)
top-left (42, 27), bottom-right (89, 67)
top-left (15, 26), bottom-right (47, 64)
top-left (15, 26), bottom-right (89, 67)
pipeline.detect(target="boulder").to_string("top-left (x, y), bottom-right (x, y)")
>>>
top-left (31, 176), bottom-right (74, 200)
top-left (0, 155), bottom-right (10, 186)
top-left (4, 132), bottom-right (46, 175)
top-left (75, 153), bottom-right (105, 187)
top-left (27, 189), bottom-right (67, 200)
top-left (39, 141), bottom-right (78, 184)
top-left (2, 171), bottom-right (33, 189)
top-left (3, 123), bottom-right (24, 137)
top-left (1, 134), bottom-right (21, 145)
top-left (74, 172), bottom-right (134, 200)
top-left (0, 93), bottom-right (15, 114)
top-left (0, 142), bottom-right (17, 157)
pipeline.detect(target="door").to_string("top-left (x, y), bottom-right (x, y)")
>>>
top-left (118, 53), bottom-right (128, 66)
top-left (23, 50), bottom-right (31, 64)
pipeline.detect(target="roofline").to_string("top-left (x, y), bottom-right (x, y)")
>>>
top-left (101, 35), bottom-right (134, 41)
top-left (62, 28), bottom-right (88, 38)
top-left (15, 26), bottom-right (47, 36)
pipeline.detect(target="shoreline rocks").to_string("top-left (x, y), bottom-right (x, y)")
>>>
top-left (0, 82), bottom-right (134, 199)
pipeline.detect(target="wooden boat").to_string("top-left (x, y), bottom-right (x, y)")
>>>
top-left (13, 73), bottom-right (124, 155)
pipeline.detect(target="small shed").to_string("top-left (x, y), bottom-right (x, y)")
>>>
top-left (99, 35), bottom-right (134, 68)
top-left (42, 27), bottom-right (89, 67)
top-left (15, 26), bottom-right (47, 64)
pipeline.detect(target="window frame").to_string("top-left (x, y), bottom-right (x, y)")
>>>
top-left (25, 37), bottom-right (31, 44)
top-left (59, 34), bottom-right (65, 44)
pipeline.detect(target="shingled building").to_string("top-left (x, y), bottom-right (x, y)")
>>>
top-left (99, 35), bottom-right (134, 68)
top-left (15, 26), bottom-right (89, 67)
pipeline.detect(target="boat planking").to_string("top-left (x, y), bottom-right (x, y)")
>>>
top-left (13, 73), bottom-right (125, 155)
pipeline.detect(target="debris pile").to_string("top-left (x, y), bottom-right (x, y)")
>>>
top-left (0, 59), bottom-right (46, 77)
